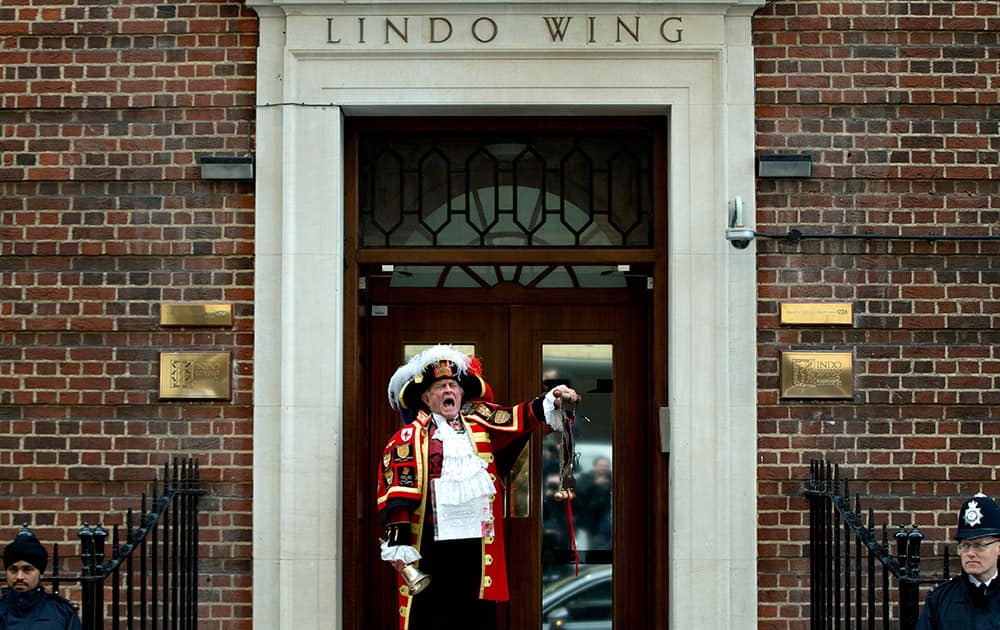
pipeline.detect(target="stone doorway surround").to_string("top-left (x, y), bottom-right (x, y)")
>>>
top-left (246, 0), bottom-right (763, 627)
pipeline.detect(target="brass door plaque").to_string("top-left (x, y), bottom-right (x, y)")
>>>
top-left (160, 303), bottom-right (233, 327)
top-left (780, 302), bottom-right (853, 325)
top-left (159, 352), bottom-right (232, 399)
top-left (780, 351), bottom-right (854, 399)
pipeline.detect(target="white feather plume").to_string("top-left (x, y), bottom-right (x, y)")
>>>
top-left (387, 344), bottom-right (472, 409)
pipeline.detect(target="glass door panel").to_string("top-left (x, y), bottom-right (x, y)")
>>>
top-left (366, 302), bottom-right (648, 630)
top-left (540, 344), bottom-right (614, 629)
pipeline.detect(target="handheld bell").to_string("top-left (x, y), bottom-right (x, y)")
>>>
top-left (401, 563), bottom-right (431, 596)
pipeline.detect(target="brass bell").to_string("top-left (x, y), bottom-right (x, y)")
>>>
top-left (401, 563), bottom-right (431, 596)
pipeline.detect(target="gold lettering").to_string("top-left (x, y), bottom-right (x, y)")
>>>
top-left (471, 17), bottom-right (497, 43)
top-left (429, 17), bottom-right (452, 43)
top-left (659, 16), bottom-right (682, 43)
top-left (193, 362), bottom-right (224, 380)
top-left (326, 17), bottom-right (341, 44)
top-left (385, 17), bottom-right (408, 43)
top-left (616, 16), bottom-right (639, 43)
top-left (542, 16), bottom-right (572, 42)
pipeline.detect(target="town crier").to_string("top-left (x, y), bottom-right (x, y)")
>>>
top-left (376, 345), bottom-right (579, 630)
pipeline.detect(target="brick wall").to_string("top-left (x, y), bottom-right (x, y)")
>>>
top-left (0, 0), bottom-right (257, 626)
top-left (5, 0), bottom-right (1000, 627)
top-left (754, 1), bottom-right (1000, 628)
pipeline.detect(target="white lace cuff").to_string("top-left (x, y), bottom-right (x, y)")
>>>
top-left (542, 389), bottom-right (565, 432)
top-left (380, 541), bottom-right (421, 564)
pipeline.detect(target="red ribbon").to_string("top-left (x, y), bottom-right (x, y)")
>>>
top-left (565, 496), bottom-right (579, 575)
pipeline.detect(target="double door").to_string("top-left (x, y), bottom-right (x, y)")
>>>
top-left (362, 298), bottom-right (652, 629)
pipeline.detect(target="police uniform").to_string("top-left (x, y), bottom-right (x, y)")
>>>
top-left (0, 587), bottom-right (82, 630)
top-left (377, 346), bottom-right (560, 630)
top-left (917, 494), bottom-right (1000, 630)
top-left (1, 526), bottom-right (81, 630)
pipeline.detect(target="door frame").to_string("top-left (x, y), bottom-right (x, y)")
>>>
top-left (354, 289), bottom-right (653, 630)
top-left (341, 117), bottom-right (670, 630)
top-left (251, 8), bottom-right (762, 626)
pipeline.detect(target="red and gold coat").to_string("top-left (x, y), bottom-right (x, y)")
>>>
top-left (376, 399), bottom-right (546, 630)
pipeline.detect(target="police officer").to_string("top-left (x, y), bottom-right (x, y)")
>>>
top-left (0, 526), bottom-right (81, 630)
top-left (916, 493), bottom-right (1000, 630)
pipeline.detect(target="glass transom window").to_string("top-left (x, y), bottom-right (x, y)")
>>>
top-left (359, 132), bottom-right (653, 248)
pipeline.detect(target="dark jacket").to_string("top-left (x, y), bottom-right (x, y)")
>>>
top-left (0, 587), bottom-right (82, 630)
top-left (916, 573), bottom-right (1000, 630)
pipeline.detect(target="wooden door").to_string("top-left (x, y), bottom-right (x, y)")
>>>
top-left (360, 300), bottom-right (650, 629)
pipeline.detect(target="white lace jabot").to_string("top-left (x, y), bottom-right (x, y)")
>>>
top-left (432, 414), bottom-right (494, 506)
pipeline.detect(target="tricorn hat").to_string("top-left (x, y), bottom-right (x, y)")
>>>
top-left (956, 493), bottom-right (1000, 541)
top-left (3, 525), bottom-right (48, 574)
top-left (387, 345), bottom-right (491, 423)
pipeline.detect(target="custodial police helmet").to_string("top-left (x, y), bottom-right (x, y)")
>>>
top-left (956, 493), bottom-right (1000, 541)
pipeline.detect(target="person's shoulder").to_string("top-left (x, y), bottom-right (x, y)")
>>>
top-left (463, 401), bottom-right (517, 427)
top-left (924, 575), bottom-right (964, 601)
top-left (384, 420), bottom-right (426, 446)
top-left (42, 590), bottom-right (79, 614)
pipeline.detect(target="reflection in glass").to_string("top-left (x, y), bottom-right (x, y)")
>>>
top-left (388, 265), bottom-right (631, 289)
top-left (540, 344), bottom-right (613, 602)
top-left (541, 565), bottom-right (613, 630)
top-left (402, 343), bottom-right (476, 362)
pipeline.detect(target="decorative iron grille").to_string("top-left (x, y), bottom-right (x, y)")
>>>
top-left (359, 132), bottom-right (653, 248)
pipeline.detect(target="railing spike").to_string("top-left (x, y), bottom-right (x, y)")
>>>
top-left (79, 522), bottom-right (95, 573)
top-left (127, 508), bottom-right (135, 544)
top-left (908, 525), bottom-right (924, 577)
top-left (894, 525), bottom-right (908, 575)
top-left (52, 542), bottom-right (60, 584)
top-left (94, 522), bottom-right (107, 568)
top-left (112, 523), bottom-right (121, 562)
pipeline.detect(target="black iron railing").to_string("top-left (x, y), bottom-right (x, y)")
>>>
top-left (806, 459), bottom-right (950, 630)
top-left (43, 457), bottom-right (203, 630)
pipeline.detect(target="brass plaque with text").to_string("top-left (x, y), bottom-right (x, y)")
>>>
top-left (159, 352), bottom-right (232, 400)
top-left (780, 302), bottom-right (853, 325)
top-left (780, 351), bottom-right (854, 399)
top-left (160, 304), bottom-right (233, 327)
